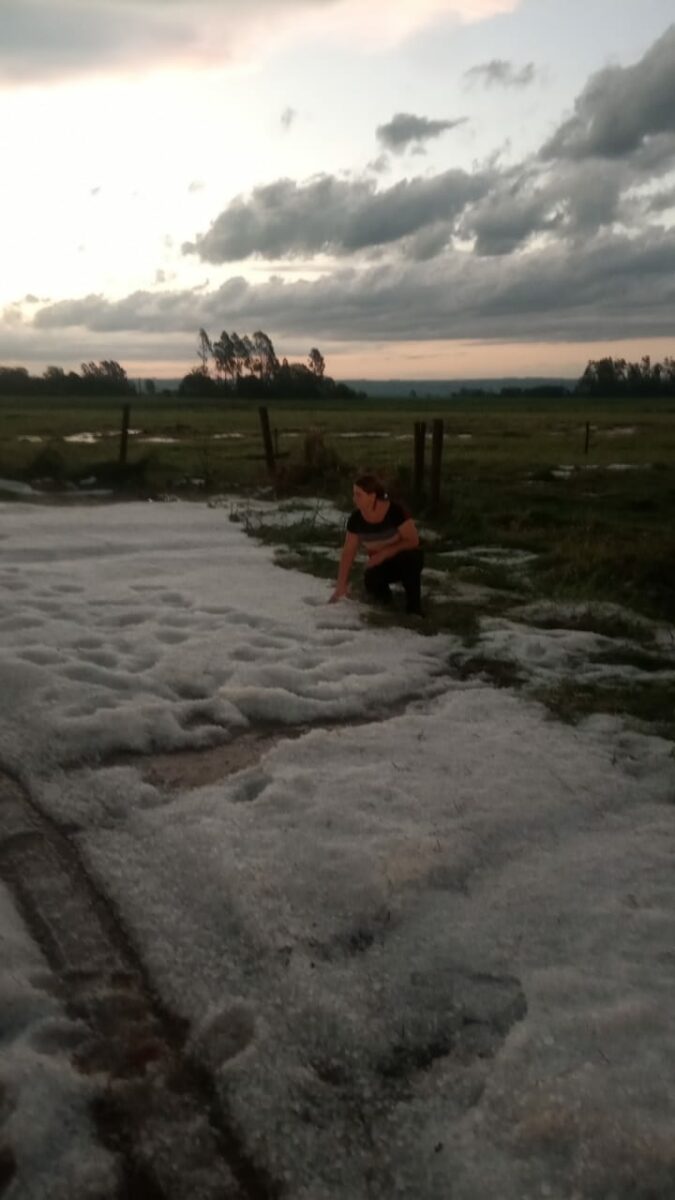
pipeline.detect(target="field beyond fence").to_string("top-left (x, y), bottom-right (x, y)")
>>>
top-left (2, 393), bottom-right (675, 625)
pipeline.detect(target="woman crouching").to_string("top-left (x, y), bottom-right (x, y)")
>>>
top-left (329, 474), bottom-right (424, 615)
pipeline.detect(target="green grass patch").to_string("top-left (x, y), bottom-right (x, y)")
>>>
top-left (234, 514), bottom-right (343, 549)
top-left (273, 548), bottom-right (337, 582)
top-left (364, 597), bottom-right (481, 642)
top-left (448, 653), bottom-right (525, 689)
top-left (450, 559), bottom-right (532, 595)
top-left (534, 677), bottom-right (675, 741)
top-left (589, 647), bottom-right (674, 673)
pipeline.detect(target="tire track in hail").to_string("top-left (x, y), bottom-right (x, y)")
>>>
top-left (0, 770), bottom-right (280, 1200)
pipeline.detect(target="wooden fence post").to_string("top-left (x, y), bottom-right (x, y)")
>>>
top-left (119, 404), bottom-right (130, 465)
top-left (430, 418), bottom-right (444, 510)
top-left (413, 421), bottom-right (426, 500)
top-left (584, 421), bottom-right (590, 456)
top-left (258, 406), bottom-right (276, 475)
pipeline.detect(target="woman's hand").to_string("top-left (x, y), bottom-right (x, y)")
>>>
top-left (366, 550), bottom-right (386, 567)
top-left (328, 584), bottom-right (350, 604)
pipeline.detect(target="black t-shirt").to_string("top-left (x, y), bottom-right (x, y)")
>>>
top-left (346, 501), bottom-right (410, 549)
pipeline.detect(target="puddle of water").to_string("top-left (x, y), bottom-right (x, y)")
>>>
top-left (137, 437), bottom-right (179, 444)
top-left (607, 463), bottom-right (648, 471)
top-left (336, 432), bottom-right (391, 439)
top-left (0, 477), bottom-right (36, 495)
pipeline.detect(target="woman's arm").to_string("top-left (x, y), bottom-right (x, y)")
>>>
top-left (366, 518), bottom-right (419, 567)
top-left (329, 531), bottom-right (360, 601)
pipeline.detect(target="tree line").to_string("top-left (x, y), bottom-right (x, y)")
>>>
top-left (0, 347), bottom-right (673, 400)
top-left (177, 328), bottom-right (356, 399)
top-left (575, 355), bottom-right (675, 397)
top-left (0, 361), bottom-right (135, 397)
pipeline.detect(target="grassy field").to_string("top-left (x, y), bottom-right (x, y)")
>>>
top-left (1, 392), bottom-right (674, 627)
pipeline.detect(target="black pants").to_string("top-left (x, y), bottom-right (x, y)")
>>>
top-left (364, 548), bottom-right (424, 614)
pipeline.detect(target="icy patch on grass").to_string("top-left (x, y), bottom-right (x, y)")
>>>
top-left (606, 462), bottom-right (648, 471)
top-left (439, 546), bottom-right (538, 566)
top-left (336, 431), bottom-right (391, 439)
top-left (552, 462), bottom-right (651, 477)
top-left (461, 602), bottom-right (675, 693)
top-left (0, 479), bottom-right (36, 496)
top-left (510, 600), bottom-right (673, 648)
top-left (228, 496), bottom-right (347, 530)
top-left (137, 436), bottom-right (179, 444)
top-left (473, 618), bottom-right (631, 685)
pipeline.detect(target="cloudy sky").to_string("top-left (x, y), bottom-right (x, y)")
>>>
top-left (2, 0), bottom-right (675, 380)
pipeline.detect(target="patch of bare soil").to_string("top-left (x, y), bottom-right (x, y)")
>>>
top-left (132, 731), bottom-right (291, 791)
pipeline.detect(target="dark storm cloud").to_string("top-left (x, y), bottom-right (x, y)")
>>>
top-left (184, 27), bottom-right (675, 268)
top-left (647, 185), bottom-right (675, 213)
top-left (542, 24), bottom-right (675, 160)
top-left (31, 226), bottom-right (675, 344)
top-left (0, 0), bottom-right (340, 84)
top-left (0, 0), bottom-right (190, 83)
top-left (459, 26), bottom-right (675, 258)
top-left (460, 157), bottom-right (632, 255)
top-left (463, 59), bottom-right (536, 88)
top-left (183, 169), bottom-right (491, 261)
top-left (367, 154), bottom-right (391, 175)
top-left (376, 112), bottom-right (467, 153)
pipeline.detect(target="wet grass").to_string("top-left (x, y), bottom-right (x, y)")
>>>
top-left (364, 598), bottom-right (482, 642)
top-left (447, 653), bottom-right (525, 689)
top-left (533, 677), bottom-right (675, 742)
top-left (520, 606), bottom-right (659, 644)
top-left (589, 647), bottom-right (675, 673)
top-left (273, 548), bottom-right (337, 581)
top-left (447, 559), bottom-right (532, 595)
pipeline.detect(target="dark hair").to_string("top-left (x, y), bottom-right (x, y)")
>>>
top-left (353, 473), bottom-right (388, 500)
